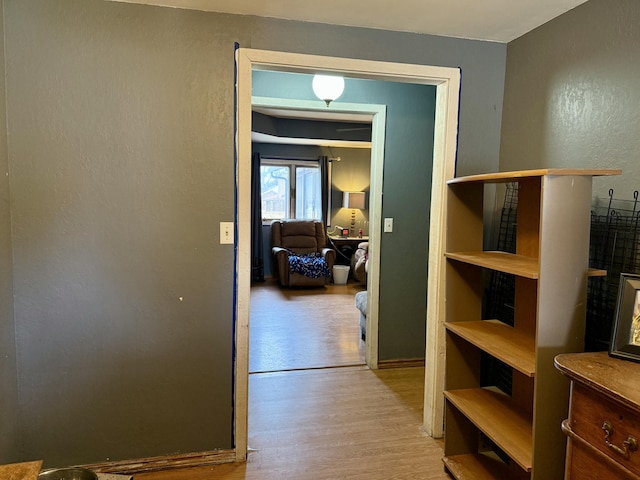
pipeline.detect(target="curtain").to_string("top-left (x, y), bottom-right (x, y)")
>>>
top-left (320, 155), bottom-right (330, 225)
top-left (251, 152), bottom-right (265, 282)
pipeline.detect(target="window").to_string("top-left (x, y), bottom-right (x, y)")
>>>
top-left (260, 159), bottom-right (323, 222)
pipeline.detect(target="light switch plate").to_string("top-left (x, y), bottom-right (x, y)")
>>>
top-left (220, 222), bottom-right (234, 244)
top-left (384, 218), bottom-right (393, 233)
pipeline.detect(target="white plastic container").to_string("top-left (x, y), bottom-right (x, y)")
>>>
top-left (332, 265), bottom-right (350, 285)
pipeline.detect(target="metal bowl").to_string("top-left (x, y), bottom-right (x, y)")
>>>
top-left (38, 467), bottom-right (98, 480)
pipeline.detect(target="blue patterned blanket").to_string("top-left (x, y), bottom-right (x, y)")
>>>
top-left (288, 252), bottom-right (330, 278)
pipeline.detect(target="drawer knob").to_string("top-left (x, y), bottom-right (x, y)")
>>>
top-left (602, 421), bottom-right (639, 457)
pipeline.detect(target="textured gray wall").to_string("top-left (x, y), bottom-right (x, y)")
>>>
top-left (501, 0), bottom-right (639, 199)
top-left (0, 0), bottom-right (20, 464)
top-left (5, 0), bottom-right (239, 466)
top-left (3, 0), bottom-right (505, 466)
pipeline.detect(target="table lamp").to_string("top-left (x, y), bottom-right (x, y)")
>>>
top-left (343, 192), bottom-right (365, 236)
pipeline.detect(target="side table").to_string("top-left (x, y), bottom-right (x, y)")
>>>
top-left (328, 236), bottom-right (368, 265)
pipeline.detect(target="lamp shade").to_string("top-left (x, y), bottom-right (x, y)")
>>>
top-left (343, 191), bottom-right (365, 210)
top-left (312, 74), bottom-right (345, 106)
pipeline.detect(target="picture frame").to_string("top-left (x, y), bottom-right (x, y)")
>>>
top-left (609, 273), bottom-right (640, 363)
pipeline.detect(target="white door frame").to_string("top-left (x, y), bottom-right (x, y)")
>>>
top-left (234, 48), bottom-right (460, 460)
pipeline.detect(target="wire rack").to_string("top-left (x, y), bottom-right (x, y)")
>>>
top-left (484, 185), bottom-right (640, 352)
top-left (484, 183), bottom-right (518, 327)
top-left (482, 183), bottom-right (518, 396)
top-left (587, 190), bottom-right (640, 350)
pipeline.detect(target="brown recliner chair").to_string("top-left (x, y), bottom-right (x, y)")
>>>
top-left (271, 220), bottom-right (336, 287)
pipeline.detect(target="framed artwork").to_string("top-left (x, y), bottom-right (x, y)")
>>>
top-left (610, 273), bottom-right (640, 362)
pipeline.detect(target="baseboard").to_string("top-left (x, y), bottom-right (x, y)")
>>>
top-left (83, 449), bottom-right (236, 475)
top-left (377, 358), bottom-right (425, 369)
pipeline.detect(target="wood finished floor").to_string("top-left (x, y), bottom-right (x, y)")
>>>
top-left (136, 366), bottom-right (448, 480)
top-left (249, 279), bottom-right (366, 373)
top-left (136, 279), bottom-right (448, 479)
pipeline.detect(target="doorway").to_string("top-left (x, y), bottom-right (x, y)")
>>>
top-left (235, 49), bottom-right (460, 460)
top-left (250, 95), bottom-right (386, 374)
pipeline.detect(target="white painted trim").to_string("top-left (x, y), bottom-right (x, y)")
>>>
top-left (234, 47), bottom-right (253, 461)
top-left (423, 72), bottom-right (461, 439)
top-left (364, 105), bottom-right (385, 369)
top-left (235, 48), bottom-right (460, 459)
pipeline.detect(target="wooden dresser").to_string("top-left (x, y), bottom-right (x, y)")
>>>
top-left (555, 352), bottom-right (640, 479)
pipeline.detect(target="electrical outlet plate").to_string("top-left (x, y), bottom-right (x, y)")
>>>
top-left (220, 222), bottom-right (234, 244)
top-left (384, 218), bottom-right (393, 233)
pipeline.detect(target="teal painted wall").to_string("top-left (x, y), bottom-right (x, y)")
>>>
top-left (2, 0), bottom-right (505, 466)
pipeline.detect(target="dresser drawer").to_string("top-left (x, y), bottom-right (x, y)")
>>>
top-left (565, 434), bottom-right (637, 479)
top-left (568, 382), bottom-right (640, 476)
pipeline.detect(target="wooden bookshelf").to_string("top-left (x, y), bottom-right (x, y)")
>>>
top-left (442, 169), bottom-right (620, 480)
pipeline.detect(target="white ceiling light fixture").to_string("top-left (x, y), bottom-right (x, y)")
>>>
top-left (312, 74), bottom-right (345, 106)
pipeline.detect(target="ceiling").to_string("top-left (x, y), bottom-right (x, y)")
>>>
top-left (109, 0), bottom-right (588, 43)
